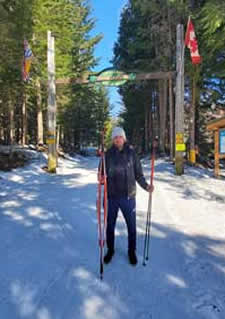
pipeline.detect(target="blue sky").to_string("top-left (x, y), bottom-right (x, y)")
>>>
top-left (90, 0), bottom-right (128, 117)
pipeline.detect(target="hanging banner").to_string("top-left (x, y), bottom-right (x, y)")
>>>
top-left (22, 39), bottom-right (33, 81)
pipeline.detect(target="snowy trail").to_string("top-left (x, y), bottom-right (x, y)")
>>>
top-left (0, 155), bottom-right (225, 319)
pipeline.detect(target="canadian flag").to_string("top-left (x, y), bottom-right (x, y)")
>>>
top-left (185, 18), bottom-right (202, 64)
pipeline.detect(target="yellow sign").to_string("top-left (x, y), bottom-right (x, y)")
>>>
top-left (176, 144), bottom-right (186, 151)
top-left (190, 149), bottom-right (196, 163)
top-left (47, 138), bottom-right (55, 145)
top-left (176, 133), bottom-right (184, 144)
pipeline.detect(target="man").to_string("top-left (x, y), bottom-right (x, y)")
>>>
top-left (104, 127), bottom-right (154, 266)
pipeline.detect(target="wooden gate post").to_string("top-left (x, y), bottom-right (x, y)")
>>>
top-left (214, 130), bottom-right (220, 178)
top-left (175, 24), bottom-right (185, 175)
top-left (47, 31), bottom-right (57, 173)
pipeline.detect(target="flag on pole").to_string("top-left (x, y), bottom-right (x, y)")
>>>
top-left (185, 17), bottom-right (202, 64)
top-left (22, 40), bottom-right (33, 81)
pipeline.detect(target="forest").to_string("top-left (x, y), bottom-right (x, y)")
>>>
top-left (114, 0), bottom-right (225, 160)
top-left (0, 0), bottom-right (225, 165)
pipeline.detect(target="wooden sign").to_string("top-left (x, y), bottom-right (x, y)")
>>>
top-left (88, 69), bottom-right (136, 87)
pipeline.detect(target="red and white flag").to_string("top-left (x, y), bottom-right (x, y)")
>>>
top-left (185, 17), bottom-right (202, 64)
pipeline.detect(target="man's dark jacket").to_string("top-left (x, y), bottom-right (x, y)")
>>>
top-left (105, 143), bottom-right (148, 199)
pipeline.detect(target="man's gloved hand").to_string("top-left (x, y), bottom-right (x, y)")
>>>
top-left (98, 172), bottom-right (104, 185)
top-left (146, 184), bottom-right (154, 193)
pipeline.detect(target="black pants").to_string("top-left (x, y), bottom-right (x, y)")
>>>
top-left (106, 197), bottom-right (136, 252)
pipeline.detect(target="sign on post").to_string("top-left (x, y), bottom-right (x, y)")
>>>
top-left (88, 69), bottom-right (136, 87)
top-left (219, 129), bottom-right (225, 154)
top-left (175, 133), bottom-right (186, 151)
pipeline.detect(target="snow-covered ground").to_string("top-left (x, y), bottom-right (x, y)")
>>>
top-left (0, 153), bottom-right (225, 319)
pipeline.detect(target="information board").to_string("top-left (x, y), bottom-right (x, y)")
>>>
top-left (219, 129), bottom-right (225, 154)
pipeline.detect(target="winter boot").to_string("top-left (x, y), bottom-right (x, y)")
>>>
top-left (104, 249), bottom-right (115, 264)
top-left (128, 250), bottom-right (138, 266)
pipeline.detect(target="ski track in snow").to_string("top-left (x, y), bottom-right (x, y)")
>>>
top-left (0, 155), bottom-right (225, 319)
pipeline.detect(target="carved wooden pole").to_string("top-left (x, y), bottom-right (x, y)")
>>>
top-left (175, 24), bottom-right (185, 175)
top-left (47, 31), bottom-right (57, 173)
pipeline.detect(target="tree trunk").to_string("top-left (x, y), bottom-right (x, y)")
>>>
top-left (56, 125), bottom-right (60, 152)
top-left (159, 80), bottom-right (167, 154)
top-left (189, 68), bottom-right (197, 164)
top-left (0, 127), bottom-right (3, 141)
top-left (153, 81), bottom-right (159, 140)
top-left (163, 79), bottom-right (168, 152)
top-left (36, 78), bottom-right (44, 145)
top-left (9, 101), bottom-right (15, 145)
top-left (169, 76), bottom-right (174, 160)
top-left (145, 102), bottom-right (149, 153)
top-left (22, 90), bottom-right (27, 146)
top-left (149, 87), bottom-right (153, 144)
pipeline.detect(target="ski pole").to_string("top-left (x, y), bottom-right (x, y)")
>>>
top-left (97, 129), bottom-right (107, 280)
top-left (143, 140), bottom-right (156, 266)
top-left (97, 158), bottom-right (103, 279)
top-left (143, 196), bottom-right (151, 266)
top-left (145, 143), bottom-right (155, 262)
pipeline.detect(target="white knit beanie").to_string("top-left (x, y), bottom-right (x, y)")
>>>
top-left (111, 127), bottom-right (126, 140)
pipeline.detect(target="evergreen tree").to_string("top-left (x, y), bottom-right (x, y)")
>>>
top-left (0, 0), bottom-right (110, 150)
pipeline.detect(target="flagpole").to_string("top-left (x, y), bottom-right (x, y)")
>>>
top-left (22, 39), bottom-right (33, 146)
top-left (22, 85), bottom-right (27, 146)
top-left (190, 64), bottom-right (198, 164)
top-left (22, 39), bottom-right (26, 146)
top-left (184, 16), bottom-right (202, 164)
top-left (181, 15), bottom-right (191, 76)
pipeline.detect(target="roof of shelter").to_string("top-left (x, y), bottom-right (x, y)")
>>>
top-left (207, 116), bottom-right (225, 131)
